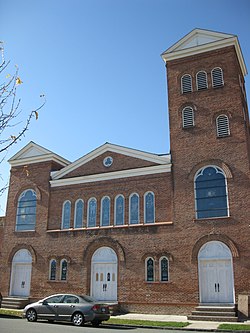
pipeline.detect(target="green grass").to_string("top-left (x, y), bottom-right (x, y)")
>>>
top-left (107, 317), bottom-right (189, 327)
top-left (0, 308), bottom-right (23, 318)
top-left (218, 323), bottom-right (250, 331)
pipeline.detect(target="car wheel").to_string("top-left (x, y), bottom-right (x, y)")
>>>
top-left (26, 308), bottom-right (37, 322)
top-left (91, 320), bottom-right (101, 327)
top-left (72, 312), bottom-right (84, 326)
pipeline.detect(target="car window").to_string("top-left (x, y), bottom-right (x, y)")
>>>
top-left (63, 295), bottom-right (79, 304)
top-left (45, 295), bottom-right (63, 303)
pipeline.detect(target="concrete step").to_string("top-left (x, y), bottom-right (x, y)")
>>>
top-left (1, 297), bottom-right (30, 309)
top-left (187, 305), bottom-right (238, 322)
top-left (188, 315), bottom-right (238, 322)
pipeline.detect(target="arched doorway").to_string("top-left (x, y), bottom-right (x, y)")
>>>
top-left (10, 249), bottom-right (32, 297)
top-left (198, 241), bottom-right (234, 304)
top-left (91, 247), bottom-right (117, 301)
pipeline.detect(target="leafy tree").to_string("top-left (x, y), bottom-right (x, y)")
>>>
top-left (0, 42), bottom-right (45, 195)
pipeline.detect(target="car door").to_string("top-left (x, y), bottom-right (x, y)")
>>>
top-left (37, 295), bottom-right (64, 320)
top-left (57, 295), bottom-right (80, 321)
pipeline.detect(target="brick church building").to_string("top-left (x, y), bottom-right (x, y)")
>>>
top-left (0, 29), bottom-right (249, 315)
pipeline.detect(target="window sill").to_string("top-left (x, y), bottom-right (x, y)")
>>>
top-left (47, 280), bottom-right (68, 283)
top-left (144, 281), bottom-right (171, 284)
top-left (194, 216), bottom-right (231, 223)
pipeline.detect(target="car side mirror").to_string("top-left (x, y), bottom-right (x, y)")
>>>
top-left (42, 300), bottom-right (48, 305)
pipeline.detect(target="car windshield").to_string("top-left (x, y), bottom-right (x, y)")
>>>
top-left (80, 295), bottom-right (96, 303)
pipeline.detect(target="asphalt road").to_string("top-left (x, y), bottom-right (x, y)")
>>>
top-left (0, 317), bottom-right (196, 333)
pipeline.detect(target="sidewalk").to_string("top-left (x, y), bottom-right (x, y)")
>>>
top-left (112, 313), bottom-right (250, 331)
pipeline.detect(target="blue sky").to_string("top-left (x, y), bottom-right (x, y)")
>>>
top-left (0, 0), bottom-right (250, 215)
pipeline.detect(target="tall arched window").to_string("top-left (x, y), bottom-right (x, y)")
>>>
top-left (60, 259), bottom-right (68, 281)
top-left (144, 192), bottom-right (155, 223)
top-left (87, 198), bottom-right (97, 227)
top-left (212, 67), bottom-right (224, 88)
top-left (182, 106), bottom-right (194, 128)
top-left (129, 193), bottom-right (139, 224)
top-left (216, 114), bottom-right (230, 137)
top-left (195, 166), bottom-right (229, 219)
top-left (196, 71), bottom-right (208, 90)
top-left (62, 200), bottom-right (71, 229)
top-left (101, 196), bottom-right (110, 226)
top-left (160, 257), bottom-right (169, 282)
top-left (115, 195), bottom-right (124, 225)
top-left (146, 257), bottom-right (154, 282)
top-left (74, 199), bottom-right (84, 228)
top-left (49, 259), bottom-right (57, 281)
top-left (16, 189), bottom-right (37, 231)
top-left (181, 74), bottom-right (192, 93)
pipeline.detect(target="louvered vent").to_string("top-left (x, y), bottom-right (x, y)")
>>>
top-left (212, 67), bottom-right (224, 88)
top-left (196, 71), bottom-right (208, 90)
top-left (181, 75), bottom-right (192, 93)
top-left (182, 107), bottom-right (194, 128)
top-left (216, 115), bottom-right (230, 137)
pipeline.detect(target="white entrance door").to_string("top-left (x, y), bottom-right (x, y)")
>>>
top-left (91, 247), bottom-right (117, 301)
top-left (198, 241), bottom-right (234, 304)
top-left (10, 249), bottom-right (32, 297)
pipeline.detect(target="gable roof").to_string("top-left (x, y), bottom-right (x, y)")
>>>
top-left (161, 28), bottom-right (247, 76)
top-left (51, 142), bottom-right (170, 180)
top-left (8, 141), bottom-right (70, 167)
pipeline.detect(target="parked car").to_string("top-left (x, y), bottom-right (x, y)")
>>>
top-left (23, 294), bottom-right (110, 326)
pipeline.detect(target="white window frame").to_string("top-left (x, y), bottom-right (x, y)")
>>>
top-left (129, 193), bottom-right (140, 225)
top-left (61, 200), bottom-right (71, 229)
top-left (87, 197), bottom-right (97, 228)
top-left (216, 114), bottom-right (230, 137)
top-left (114, 194), bottom-right (125, 226)
top-left (144, 191), bottom-right (155, 224)
top-left (100, 196), bottom-right (111, 226)
top-left (16, 189), bottom-right (37, 232)
top-left (182, 106), bottom-right (194, 128)
top-left (49, 259), bottom-right (57, 281)
top-left (196, 70), bottom-right (208, 90)
top-left (211, 67), bottom-right (224, 88)
top-left (159, 256), bottom-right (169, 282)
top-left (60, 259), bottom-right (68, 281)
top-left (181, 74), bottom-right (192, 94)
top-left (74, 199), bottom-right (84, 228)
top-left (145, 257), bottom-right (155, 282)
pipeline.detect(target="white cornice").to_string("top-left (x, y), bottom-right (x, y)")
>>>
top-left (50, 164), bottom-right (171, 188)
top-left (52, 142), bottom-right (170, 180)
top-left (161, 31), bottom-right (247, 77)
top-left (9, 154), bottom-right (69, 167)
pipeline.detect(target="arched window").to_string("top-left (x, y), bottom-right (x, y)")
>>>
top-left (212, 67), bottom-right (224, 88)
top-left (49, 259), bottom-right (57, 281)
top-left (146, 257), bottom-right (154, 282)
top-left (160, 257), bottom-right (169, 282)
top-left (115, 195), bottom-right (124, 225)
top-left (181, 74), bottom-right (192, 93)
top-left (182, 106), bottom-right (194, 128)
top-left (144, 192), bottom-right (155, 223)
top-left (101, 196), bottom-right (110, 226)
top-left (129, 193), bottom-right (139, 224)
top-left (195, 166), bottom-right (229, 219)
top-left (196, 71), bottom-right (208, 90)
top-left (87, 198), bottom-right (97, 227)
top-left (60, 259), bottom-right (68, 281)
top-left (74, 199), bottom-right (84, 228)
top-left (16, 189), bottom-right (37, 231)
top-left (216, 114), bottom-right (230, 137)
top-left (62, 200), bottom-right (71, 229)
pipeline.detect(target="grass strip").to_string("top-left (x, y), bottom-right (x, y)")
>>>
top-left (218, 323), bottom-right (250, 331)
top-left (0, 309), bottom-right (23, 318)
top-left (108, 318), bottom-right (189, 327)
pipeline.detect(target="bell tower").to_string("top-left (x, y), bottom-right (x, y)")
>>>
top-left (161, 28), bottom-right (250, 224)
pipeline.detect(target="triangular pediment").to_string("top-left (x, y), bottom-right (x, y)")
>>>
top-left (51, 142), bottom-right (170, 180)
top-left (161, 28), bottom-right (247, 76)
top-left (8, 141), bottom-right (70, 167)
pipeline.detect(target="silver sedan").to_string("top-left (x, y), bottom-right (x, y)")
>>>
top-left (23, 294), bottom-right (110, 327)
